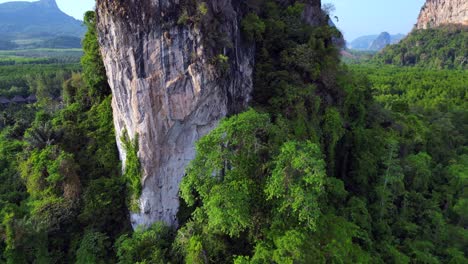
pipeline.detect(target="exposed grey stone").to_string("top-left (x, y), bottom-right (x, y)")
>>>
top-left (416, 0), bottom-right (468, 29)
top-left (96, 0), bottom-right (324, 229)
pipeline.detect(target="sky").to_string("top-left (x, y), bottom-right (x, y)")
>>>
top-left (0, 0), bottom-right (95, 21)
top-left (0, 0), bottom-right (427, 41)
top-left (55, 0), bottom-right (95, 20)
top-left (325, 0), bottom-right (426, 41)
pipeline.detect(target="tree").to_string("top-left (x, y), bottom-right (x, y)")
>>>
top-left (180, 109), bottom-right (272, 237)
top-left (81, 11), bottom-right (111, 104)
top-left (266, 140), bottom-right (326, 230)
top-left (115, 222), bottom-right (175, 264)
top-left (76, 231), bottom-right (110, 264)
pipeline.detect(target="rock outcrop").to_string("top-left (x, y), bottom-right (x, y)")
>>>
top-left (96, 0), bottom-right (323, 228)
top-left (348, 34), bottom-right (404, 51)
top-left (416, 0), bottom-right (468, 29)
top-left (369, 32), bottom-right (391, 51)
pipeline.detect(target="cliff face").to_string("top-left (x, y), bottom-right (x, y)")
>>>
top-left (96, 0), bottom-right (323, 228)
top-left (416, 0), bottom-right (468, 29)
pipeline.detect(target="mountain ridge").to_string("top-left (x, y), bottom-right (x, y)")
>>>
top-left (369, 32), bottom-right (391, 51)
top-left (348, 33), bottom-right (405, 50)
top-left (0, 0), bottom-right (85, 49)
top-left (374, 0), bottom-right (468, 69)
top-left (374, 24), bottom-right (467, 69)
top-left (416, 0), bottom-right (468, 29)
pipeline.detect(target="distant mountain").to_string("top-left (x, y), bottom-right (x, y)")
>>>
top-left (369, 32), bottom-right (391, 51)
top-left (347, 35), bottom-right (378, 50)
top-left (374, 0), bottom-right (468, 70)
top-left (374, 25), bottom-right (468, 69)
top-left (348, 33), bottom-right (405, 51)
top-left (0, 0), bottom-right (85, 49)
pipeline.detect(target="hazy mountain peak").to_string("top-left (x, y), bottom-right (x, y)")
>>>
top-left (37, 0), bottom-right (58, 9)
top-left (0, 0), bottom-right (85, 49)
top-left (0, 0), bottom-right (84, 40)
top-left (369, 32), bottom-right (391, 51)
top-left (348, 33), bottom-right (405, 51)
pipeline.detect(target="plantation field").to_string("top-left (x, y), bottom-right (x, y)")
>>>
top-left (0, 48), bottom-right (83, 64)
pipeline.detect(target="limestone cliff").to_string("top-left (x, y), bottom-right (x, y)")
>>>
top-left (96, 0), bottom-right (323, 228)
top-left (416, 0), bottom-right (468, 29)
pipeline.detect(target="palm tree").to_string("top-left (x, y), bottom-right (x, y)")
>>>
top-left (25, 122), bottom-right (62, 149)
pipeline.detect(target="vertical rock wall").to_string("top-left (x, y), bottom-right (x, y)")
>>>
top-left (96, 0), bottom-right (323, 228)
top-left (416, 0), bottom-right (468, 29)
top-left (96, 0), bottom-right (254, 227)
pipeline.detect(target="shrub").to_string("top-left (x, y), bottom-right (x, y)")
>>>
top-left (241, 13), bottom-right (266, 42)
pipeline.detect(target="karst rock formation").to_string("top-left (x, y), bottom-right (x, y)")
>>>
top-left (416, 0), bottom-right (468, 29)
top-left (96, 0), bottom-right (324, 228)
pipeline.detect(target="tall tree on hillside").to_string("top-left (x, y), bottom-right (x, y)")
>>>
top-left (81, 11), bottom-right (110, 104)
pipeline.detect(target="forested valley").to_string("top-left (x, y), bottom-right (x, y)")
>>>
top-left (0, 1), bottom-right (466, 263)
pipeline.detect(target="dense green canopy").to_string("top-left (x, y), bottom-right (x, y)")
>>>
top-left (374, 25), bottom-right (468, 70)
top-left (0, 1), bottom-right (466, 263)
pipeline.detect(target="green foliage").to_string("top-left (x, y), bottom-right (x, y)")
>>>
top-left (171, 2), bottom-right (468, 263)
top-left (0, 63), bottom-right (79, 98)
top-left (62, 72), bottom-right (84, 105)
top-left (171, 3), bottom-right (467, 262)
top-left (350, 65), bottom-right (468, 112)
top-left (271, 230), bottom-right (307, 264)
top-left (79, 177), bottom-right (127, 233)
top-left (251, 1), bottom-right (341, 126)
top-left (81, 96), bottom-right (121, 180)
top-left (197, 2), bottom-right (208, 17)
top-left (181, 109), bottom-right (272, 237)
top-left (76, 231), bottom-right (109, 264)
top-left (0, 10), bottom-right (129, 263)
top-left (241, 13), bottom-right (266, 42)
top-left (374, 25), bottom-right (468, 69)
top-left (185, 235), bottom-right (205, 264)
top-left (266, 141), bottom-right (325, 230)
top-left (177, 9), bottom-right (190, 25)
top-left (121, 132), bottom-right (142, 212)
top-left (19, 145), bottom-right (79, 201)
top-left (24, 121), bottom-right (61, 149)
top-left (81, 11), bottom-right (111, 104)
top-left (177, 107), bottom-right (369, 263)
top-left (214, 54), bottom-right (230, 75)
top-left (348, 63), bottom-right (467, 262)
top-left (177, 0), bottom-right (208, 25)
top-left (0, 2), bottom-right (466, 264)
top-left (341, 49), bottom-right (377, 64)
top-left (322, 107), bottom-right (345, 173)
top-left (0, 133), bottom-right (25, 203)
top-left (115, 222), bottom-right (175, 264)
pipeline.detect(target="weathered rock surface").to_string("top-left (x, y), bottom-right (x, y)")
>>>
top-left (96, 0), bottom-right (323, 228)
top-left (416, 0), bottom-right (468, 29)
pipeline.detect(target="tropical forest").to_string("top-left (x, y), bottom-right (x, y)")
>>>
top-left (0, 0), bottom-right (466, 263)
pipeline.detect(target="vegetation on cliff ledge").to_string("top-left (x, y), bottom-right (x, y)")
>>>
top-left (121, 132), bottom-right (142, 213)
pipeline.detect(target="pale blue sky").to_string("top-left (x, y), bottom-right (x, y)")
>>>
top-left (1, 0), bottom-right (426, 41)
top-left (0, 0), bottom-right (95, 21)
top-left (326, 0), bottom-right (426, 41)
top-left (55, 0), bottom-right (95, 20)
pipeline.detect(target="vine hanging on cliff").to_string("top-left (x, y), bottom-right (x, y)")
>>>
top-left (121, 131), bottom-right (142, 213)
